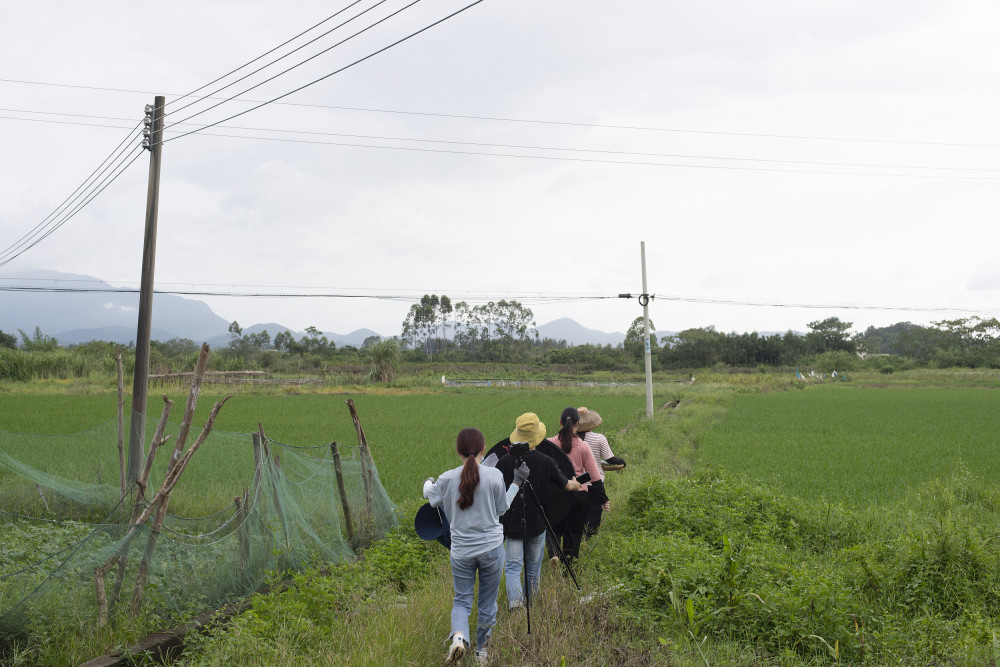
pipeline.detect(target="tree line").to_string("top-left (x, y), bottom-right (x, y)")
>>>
top-left (2, 312), bottom-right (998, 383)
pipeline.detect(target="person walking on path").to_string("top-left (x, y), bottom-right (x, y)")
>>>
top-left (576, 407), bottom-right (619, 536)
top-left (423, 428), bottom-right (529, 664)
top-left (536, 407), bottom-right (606, 562)
top-left (495, 413), bottom-right (581, 611)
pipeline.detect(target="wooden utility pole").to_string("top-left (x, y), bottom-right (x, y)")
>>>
top-left (641, 242), bottom-right (654, 418)
top-left (128, 96), bottom-right (165, 483)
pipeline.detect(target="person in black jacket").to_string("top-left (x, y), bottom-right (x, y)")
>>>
top-left (536, 408), bottom-right (608, 562)
top-left (494, 413), bottom-right (580, 610)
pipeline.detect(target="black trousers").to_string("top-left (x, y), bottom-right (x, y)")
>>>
top-left (547, 491), bottom-right (589, 561)
top-left (584, 494), bottom-right (604, 538)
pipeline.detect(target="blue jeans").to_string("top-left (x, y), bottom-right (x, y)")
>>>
top-left (450, 543), bottom-right (505, 650)
top-left (504, 532), bottom-right (546, 608)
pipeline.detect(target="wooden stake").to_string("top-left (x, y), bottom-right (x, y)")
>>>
top-left (256, 426), bottom-right (290, 555)
top-left (346, 399), bottom-right (374, 517)
top-left (235, 490), bottom-right (250, 571)
top-left (330, 442), bottom-right (355, 543)
top-left (36, 484), bottom-right (50, 513)
top-left (116, 348), bottom-right (126, 499)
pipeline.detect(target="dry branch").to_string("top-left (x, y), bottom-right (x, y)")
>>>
top-left (131, 394), bottom-right (232, 613)
top-left (168, 343), bottom-right (210, 475)
top-left (96, 344), bottom-right (222, 625)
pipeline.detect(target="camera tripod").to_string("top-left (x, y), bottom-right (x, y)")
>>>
top-left (515, 476), bottom-right (580, 635)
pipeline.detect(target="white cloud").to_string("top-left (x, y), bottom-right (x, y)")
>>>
top-left (2, 1), bottom-right (999, 336)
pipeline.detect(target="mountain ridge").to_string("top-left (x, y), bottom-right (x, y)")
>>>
top-left (0, 269), bottom-right (635, 348)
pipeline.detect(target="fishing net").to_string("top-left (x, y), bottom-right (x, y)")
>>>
top-left (0, 409), bottom-right (397, 647)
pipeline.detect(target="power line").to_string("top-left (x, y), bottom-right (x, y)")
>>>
top-left (0, 147), bottom-right (145, 269)
top-left (0, 117), bottom-right (145, 268)
top-left (655, 294), bottom-right (997, 316)
top-left (163, 1), bottom-right (367, 112)
top-left (0, 283), bottom-right (996, 316)
top-left (161, 0), bottom-right (428, 136)
top-left (6, 75), bottom-right (1000, 150)
top-left (6, 111), bottom-right (1000, 179)
top-left (164, 0), bottom-right (389, 119)
top-left (189, 130), bottom-right (1000, 180)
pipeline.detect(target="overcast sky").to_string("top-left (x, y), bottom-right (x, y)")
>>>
top-left (2, 0), bottom-right (999, 338)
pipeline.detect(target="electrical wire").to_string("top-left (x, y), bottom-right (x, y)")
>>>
top-left (161, 0), bottom-right (424, 135)
top-left (6, 75), bottom-right (1000, 150)
top-left (0, 121), bottom-right (145, 267)
top-left (188, 130), bottom-right (1000, 180)
top-left (163, 1), bottom-right (367, 111)
top-left (6, 112), bottom-right (999, 179)
top-left (0, 147), bottom-right (145, 270)
top-left (164, 0), bottom-right (389, 119)
top-left (0, 283), bottom-right (995, 316)
top-left (161, 0), bottom-right (489, 144)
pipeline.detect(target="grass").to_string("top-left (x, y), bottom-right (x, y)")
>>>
top-left (0, 386), bottom-right (674, 515)
top-left (695, 383), bottom-right (1000, 505)
top-left (5, 370), bottom-right (1000, 665)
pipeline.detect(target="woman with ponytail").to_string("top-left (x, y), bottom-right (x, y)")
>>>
top-left (423, 427), bottom-right (529, 665)
top-left (536, 407), bottom-right (606, 562)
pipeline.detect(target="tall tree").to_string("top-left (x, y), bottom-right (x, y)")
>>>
top-left (624, 316), bottom-right (657, 361)
top-left (807, 317), bottom-right (856, 353)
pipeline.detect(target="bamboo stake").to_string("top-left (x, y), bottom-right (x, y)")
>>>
top-left (329, 442), bottom-right (355, 543)
top-left (116, 348), bottom-right (126, 500)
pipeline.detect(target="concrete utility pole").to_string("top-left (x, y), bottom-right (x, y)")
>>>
top-left (128, 96), bottom-right (165, 483)
top-left (640, 242), bottom-right (654, 418)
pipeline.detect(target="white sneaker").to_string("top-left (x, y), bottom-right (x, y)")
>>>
top-left (475, 648), bottom-right (489, 665)
top-left (446, 634), bottom-right (466, 665)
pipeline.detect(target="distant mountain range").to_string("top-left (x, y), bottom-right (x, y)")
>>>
top-left (0, 269), bottom-right (643, 348)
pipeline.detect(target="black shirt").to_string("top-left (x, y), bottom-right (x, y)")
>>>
top-left (495, 448), bottom-right (569, 538)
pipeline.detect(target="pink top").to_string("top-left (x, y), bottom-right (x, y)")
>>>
top-left (546, 435), bottom-right (602, 492)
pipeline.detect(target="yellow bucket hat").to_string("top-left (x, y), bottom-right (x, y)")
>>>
top-left (510, 412), bottom-right (546, 447)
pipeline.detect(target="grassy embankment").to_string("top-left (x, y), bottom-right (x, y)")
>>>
top-left (178, 370), bottom-right (1000, 666)
top-left (1, 381), bottom-right (668, 665)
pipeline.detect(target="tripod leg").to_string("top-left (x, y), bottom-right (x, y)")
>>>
top-left (521, 492), bottom-right (531, 635)
top-left (523, 480), bottom-right (580, 590)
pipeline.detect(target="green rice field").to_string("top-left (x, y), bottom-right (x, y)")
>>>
top-left (0, 387), bottom-right (660, 514)
top-left (696, 384), bottom-right (1000, 505)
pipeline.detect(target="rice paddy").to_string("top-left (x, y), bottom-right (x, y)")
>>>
top-left (695, 384), bottom-right (1000, 505)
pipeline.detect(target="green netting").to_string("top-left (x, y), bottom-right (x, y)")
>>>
top-left (0, 411), bottom-right (397, 646)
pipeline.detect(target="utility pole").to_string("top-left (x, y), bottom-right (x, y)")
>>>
top-left (128, 96), bottom-right (165, 483)
top-left (640, 242), bottom-right (654, 418)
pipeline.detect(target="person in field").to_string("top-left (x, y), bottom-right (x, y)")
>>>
top-left (535, 407), bottom-right (606, 562)
top-left (423, 427), bottom-right (529, 665)
top-left (495, 413), bottom-right (581, 611)
top-left (576, 407), bottom-right (622, 537)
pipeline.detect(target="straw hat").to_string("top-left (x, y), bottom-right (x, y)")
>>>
top-left (576, 407), bottom-right (602, 432)
top-left (510, 412), bottom-right (546, 447)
